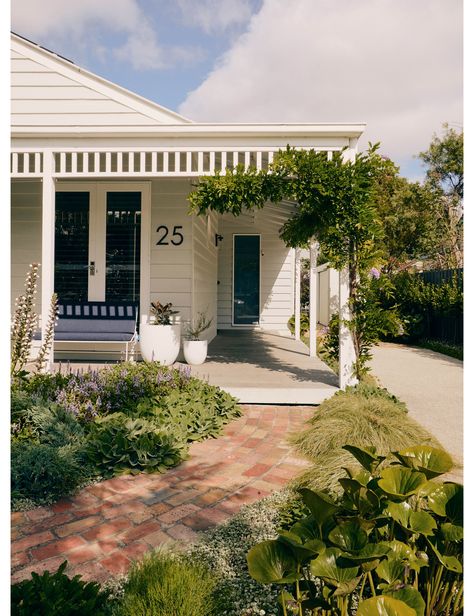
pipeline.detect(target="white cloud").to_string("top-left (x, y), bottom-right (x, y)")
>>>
top-left (11, 0), bottom-right (200, 70)
top-left (12, 0), bottom-right (143, 38)
top-left (179, 0), bottom-right (463, 163)
top-left (175, 0), bottom-right (255, 33)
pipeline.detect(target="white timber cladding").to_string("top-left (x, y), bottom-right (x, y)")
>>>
top-left (11, 35), bottom-right (190, 130)
top-left (11, 180), bottom-right (43, 313)
top-left (192, 211), bottom-right (218, 342)
top-left (150, 179), bottom-right (193, 324)
top-left (217, 203), bottom-right (297, 332)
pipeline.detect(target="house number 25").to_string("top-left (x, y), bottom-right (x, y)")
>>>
top-left (156, 225), bottom-right (184, 246)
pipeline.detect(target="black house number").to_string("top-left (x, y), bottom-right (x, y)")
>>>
top-left (156, 225), bottom-right (184, 246)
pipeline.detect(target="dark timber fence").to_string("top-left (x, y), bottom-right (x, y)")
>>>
top-left (418, 269), bottom-right (463, 346)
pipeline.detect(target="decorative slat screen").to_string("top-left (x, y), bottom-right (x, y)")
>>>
top-left (11, 148), bottom-right (340, 178)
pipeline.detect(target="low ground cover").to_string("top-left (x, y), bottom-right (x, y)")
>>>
top-left (11, 362), bottom-right (241, 510)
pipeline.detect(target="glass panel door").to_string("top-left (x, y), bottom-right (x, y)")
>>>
top-left (54, 192), bottom-right (90, 301)
top-left (233, 235), bottom-right (260, 325)
top-left (105, 192), bottom-right (141, 302)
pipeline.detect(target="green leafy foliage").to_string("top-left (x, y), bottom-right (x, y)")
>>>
top-left (135, 380), bottom-right (241, 442)
top-left (85, 412), bottom-right (185, 477)
top-left (188, 146), bottom-right (403, 380)
top-left (246, 446), bottom-right (463, 615)
top-left (418, 124), bottom-right (463, 269)
top-left (287, 313), bottom-right (310, 336)
top-left (11, 561), bottom-right (109, 616)
top-left (357, 595), bottom-right (417, 616)
top-left (11, 442), bottom-right (86, 504)
top-left (22, 362), bottom-right (190, 421)
top-left (149, 301), bottom-right (179, 325)
top-left (118, 549), bottom-right (220, 616)
top-left (379, 270), bottom-right (463, 345)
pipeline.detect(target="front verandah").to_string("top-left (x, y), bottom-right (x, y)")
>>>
top-left (51, 330), bottom-right (338, 405)
top-left (190, 330), bottom-right (338, 404)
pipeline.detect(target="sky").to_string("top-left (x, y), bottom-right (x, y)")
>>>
top-left (10, 0), bottom-right (463, 180)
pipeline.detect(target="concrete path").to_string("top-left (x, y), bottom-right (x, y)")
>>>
top-left (370, 343), bottom-right (463, 478)
top-left (11, 405), bottom-right (313, 584)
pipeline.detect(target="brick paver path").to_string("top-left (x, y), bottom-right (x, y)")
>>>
top-left (11, 405), bottom-right (313, 583)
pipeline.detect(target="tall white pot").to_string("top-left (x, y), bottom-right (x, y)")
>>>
top-left (139, 323), bottom-right (181, 365)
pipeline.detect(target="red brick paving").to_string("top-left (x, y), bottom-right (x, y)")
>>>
top-left (11, 405), bottom-right (313, 583)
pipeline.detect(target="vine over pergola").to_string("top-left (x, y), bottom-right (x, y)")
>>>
top-left (188, 145), bottom-right (397, 382)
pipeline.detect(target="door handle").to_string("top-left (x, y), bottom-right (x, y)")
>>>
top-left (89, 261), bottom-right (96, 275)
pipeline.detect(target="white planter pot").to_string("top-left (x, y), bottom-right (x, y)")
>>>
top-left (183, 340), bottom-right (208, 365)
top-left (139, 323), bottom-right (181, 365)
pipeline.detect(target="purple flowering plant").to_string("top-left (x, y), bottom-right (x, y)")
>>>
top-left (24, 361), bottom-right (192, 422)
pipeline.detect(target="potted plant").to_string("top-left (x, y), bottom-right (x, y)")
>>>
top-left (183, 312), bottom-right (213, 365)
top-left (139, 301), bottom-right (181, 365)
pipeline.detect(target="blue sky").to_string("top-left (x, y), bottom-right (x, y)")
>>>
top-left (11, 0), bottom-right (463, 181)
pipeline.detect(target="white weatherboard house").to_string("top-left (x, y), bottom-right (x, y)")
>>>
top-left (11, 32), bottom-right (362, 403)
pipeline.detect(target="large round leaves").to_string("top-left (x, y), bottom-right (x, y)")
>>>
top-left (299, 488), bottom-right (339, 528)
top-left (343, 445), bottom-right (385, 472)
top-left (310, 547), bottom-right (360, 595)
top-left (378, 467), bottom-right (427, 499)
top-left (247, 540), bottom-right (299, 584)
top-left (384, 587), bottom-right (425, 616)
top-left (385, 502), bottom-right (436, 536)
top-left (357, 595), bottom-right (416, 616)
top-left (426, 482), bottom-right (463, 521)
top-left (328, 520), bottom-right (368, 552)
top-left (393, 446), bottom-right (453, 479)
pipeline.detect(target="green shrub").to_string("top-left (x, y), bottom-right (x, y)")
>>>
top-left (246, 445), bottom-right (463, 616)
top-left (23, 362), bottom-right (238, 424)
top-left (11, 442), bottom-right (85, 505)
top-left (23, 362), bottom-right (188, 420)
top-left (85, 412), bottom-right (185, 477)
top-left (11, 560), bottom-right (109, 615)
top-left (418, 339), bottom-right (463, 360)
top-left (10, 389), bottom-right (43, 442)
top-left (29, 403), bottom-right (85, 448)
top-left (135, 379), bottom-right (241, 442)
top-left (290, 385), bottom-right (440, 495)
top-left (287, 313), bottom-right (310, 335)
top-left (380, 271), bottom-right (463, 342)
top-left (118, 549), bottom-right (220, 616)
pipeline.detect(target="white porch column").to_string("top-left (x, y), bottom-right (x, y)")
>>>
top-left (41, 150), bottom-right (55, 370)
top-left (338, 267), bottom-right (358, 388)
top-left (309, 240), bottom-right (318, 357)
top-left (294, 248), bottom-right (301, 341)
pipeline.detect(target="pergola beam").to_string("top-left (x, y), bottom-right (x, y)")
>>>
top-left (309, 241), bottom-right (318, 357)
top-left (294, 248), bottom-right (301, 341)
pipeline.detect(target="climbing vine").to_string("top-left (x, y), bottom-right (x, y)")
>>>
top-left (189, 145), bottom-right (400, 380)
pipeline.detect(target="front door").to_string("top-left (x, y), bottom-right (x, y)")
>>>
top-left (54, 185), bottom-right (143, 304)
top-left (233, 234), bottom-right (260, 325)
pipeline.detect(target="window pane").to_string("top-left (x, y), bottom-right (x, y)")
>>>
top-left (105, 192), bottom-right (141, 303)
top-left (55, 192), bottom-right (89, 301)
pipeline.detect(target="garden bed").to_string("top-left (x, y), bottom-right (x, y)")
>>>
top-left (11, 362), bottom-right (241, 511)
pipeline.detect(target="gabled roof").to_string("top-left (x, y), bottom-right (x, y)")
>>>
top-left (11, 32), bottom-right (192, 130)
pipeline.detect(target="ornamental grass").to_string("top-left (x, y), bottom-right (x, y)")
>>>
top-left (289, 384), bottom-right (443, 495)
